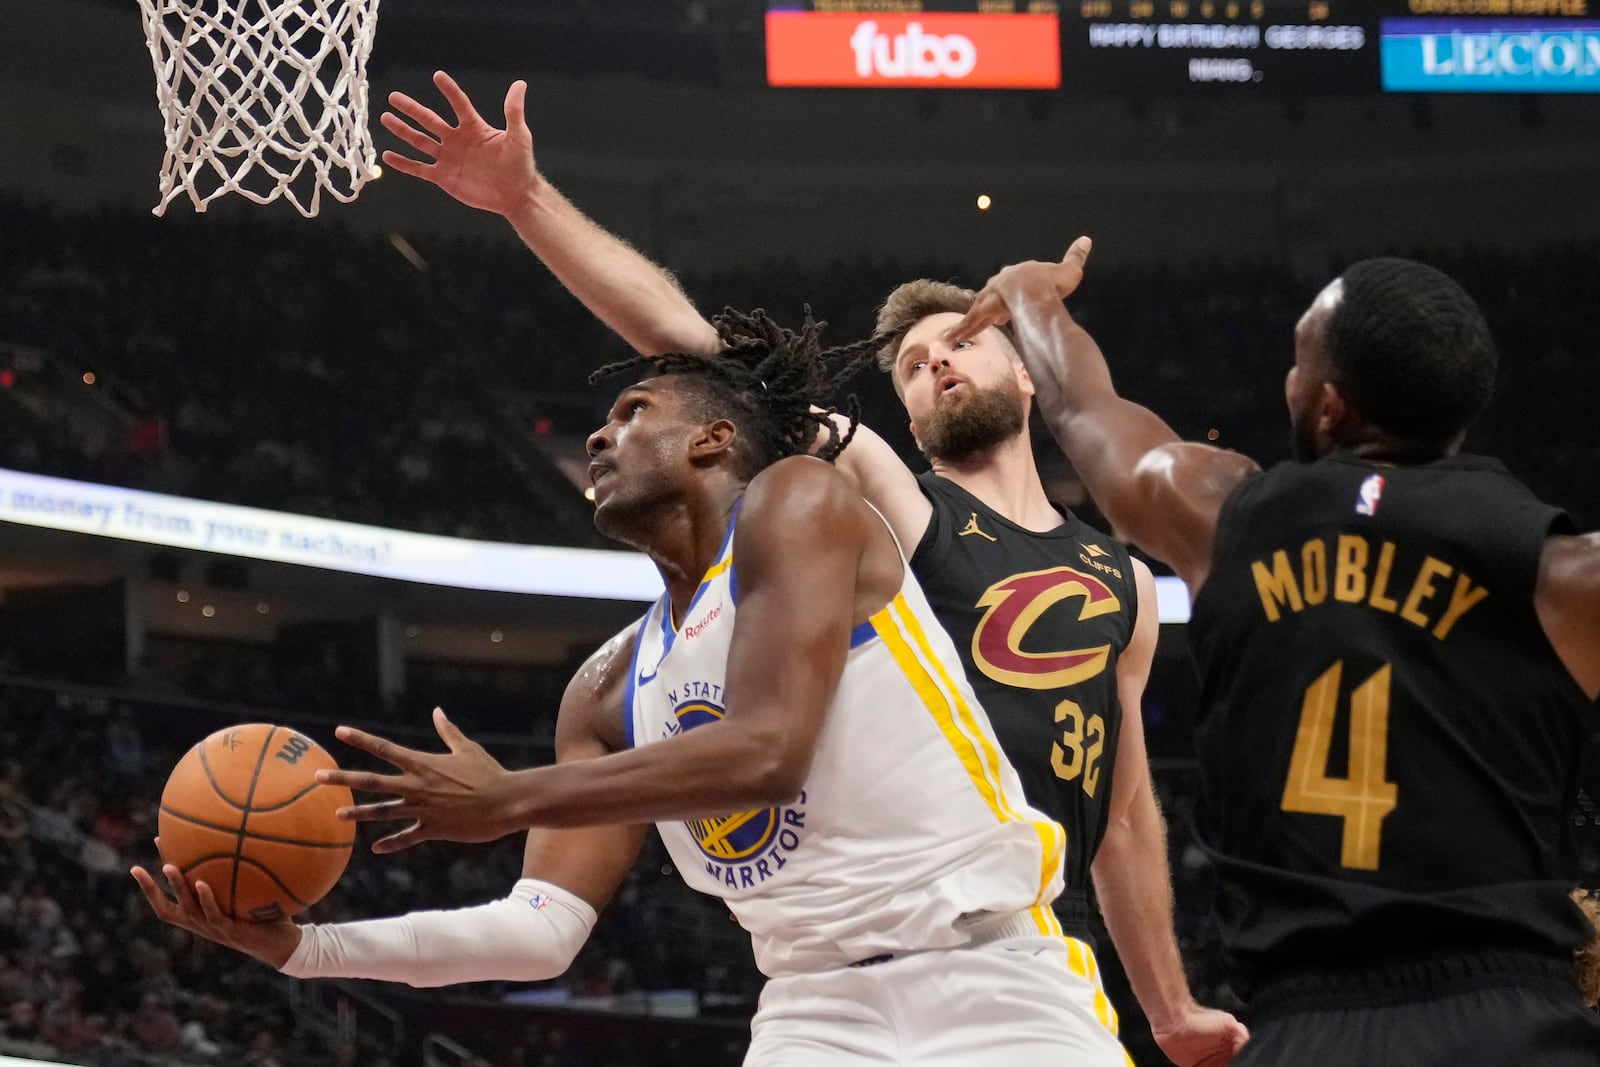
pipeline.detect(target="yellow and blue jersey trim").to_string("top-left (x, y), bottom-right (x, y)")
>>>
top-left (627, 501), bottom-right (741, 750)
top-left (867, 591), bottom-right (1068, 925)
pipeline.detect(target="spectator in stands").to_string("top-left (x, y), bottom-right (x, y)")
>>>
top-left (126, 989), bottom-right (183, 1055)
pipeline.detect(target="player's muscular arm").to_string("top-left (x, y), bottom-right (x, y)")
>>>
top-left (1091, 561), bottom-right (1248, 1066)
top-left (515, 628), bottom-right (651, 911)
top-left (384, 71), bottom-right (932, 532)
top-left (820, 413), bottom-right (934, 551)
top-left (948, 242), bottom-right (1259, 592)
top-left (1535, 532), bottom-right (1600, 701)
top-left (382, 71), bottom-right (719, 357)
top-left (128, 631), bottom-right (646, 974)
top-left (325, 459), bottom-right (890, 842)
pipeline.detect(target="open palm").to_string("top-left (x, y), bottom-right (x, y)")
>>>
top-left (381, 71), bottom-right (540, 216)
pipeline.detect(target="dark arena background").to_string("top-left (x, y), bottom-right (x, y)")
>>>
top-left (0, 1), bottom-right (1597, 1064)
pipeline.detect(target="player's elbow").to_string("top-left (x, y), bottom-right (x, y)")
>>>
top-left (736, 732), bottom-right (811, 806)
top-left (748, 754), bottom-right (808, 807)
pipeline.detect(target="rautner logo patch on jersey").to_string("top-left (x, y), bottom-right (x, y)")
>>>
top-left (667, 688), bottom-right (808, 890)
top-left (1355, 473), bottom-right (1386, 516)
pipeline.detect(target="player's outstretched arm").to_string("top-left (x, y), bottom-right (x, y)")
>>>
top-left (383, 70), bottom-right (719, 357)
top-left (385, 73), bottom-right (927, 534)
top-left (131, 630), bottom-right (648, 984)
top-left (948, 240), bottom-right (1259, 591)
top-left (322, 459), bottom-right (888, 841)
top-left (1535, 531), bottom-right (1600, 701)
top-left (1091, 562), bottom-right (1248, 1067)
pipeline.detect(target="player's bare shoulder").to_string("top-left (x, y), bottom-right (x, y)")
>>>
top-left (739, 456), bottom-right (902, 606)
top-left (1534, 531), bottom-right (1600, 700)
top-left (742, 454), bottom-right (877, 529)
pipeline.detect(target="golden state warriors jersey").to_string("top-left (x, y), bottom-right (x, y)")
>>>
top-left (626, 503), bottom-right (1067, 977)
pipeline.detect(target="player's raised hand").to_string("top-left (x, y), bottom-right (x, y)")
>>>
top-left (319, 708), bottom-right (522, 853)
top-left (381, 71), bottom-right (540, 216)
top-left (945, 236), bottom-right (1094, 345)
top-left (130, 857), bottom-right (302, 968)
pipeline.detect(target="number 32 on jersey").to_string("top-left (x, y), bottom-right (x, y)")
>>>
top-left (1281, 661), bottom-right (1399, 871)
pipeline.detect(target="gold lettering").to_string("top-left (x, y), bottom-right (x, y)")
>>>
top-left (1368, 541), bottom-right (1400, 613)
top-left (1400, 556), bottom-right (1453, 628)
top-left (1252, 551), bottom-right (1304, 622)
top-left (1513, 0), bottom-right (1586, 14)
top-left (1334, 535), bottom-right (1369, 603)
top-left (1431, 574), bottom-right (1489, 640)
top-left (1301, 539), bottom-right (1328, 605)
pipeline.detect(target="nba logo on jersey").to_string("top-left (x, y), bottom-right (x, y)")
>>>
top-left (1354, 473), bottom-right (1385, 516)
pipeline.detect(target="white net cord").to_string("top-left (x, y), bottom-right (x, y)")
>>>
top-left (139, 0), bottom-right (382, 218)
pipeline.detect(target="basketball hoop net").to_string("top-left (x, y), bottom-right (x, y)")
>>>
top-left (138, 0), bottom-right (382, 218)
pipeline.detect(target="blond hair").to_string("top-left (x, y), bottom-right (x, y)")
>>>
top-left (873, 279), bottom-right (980, 373)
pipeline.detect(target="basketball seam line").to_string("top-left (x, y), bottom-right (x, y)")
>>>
top-left (159, 804), bottom-right (354, 849)
top-left (178, 852), bottom-right (313, 910)
top-left (247, 779), bottom-right (328, 813)
top-left (233, 726), bottom-right (280, 918)
top-left (197, 743), bottom-right (248, 811)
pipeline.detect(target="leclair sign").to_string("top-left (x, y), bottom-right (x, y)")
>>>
top-left (0, 467), bottom-right (1193, 620)
top-left (766, 11), bottom-right (1062, 89)
top-left (1382, 18), bottom-right (1600, 90)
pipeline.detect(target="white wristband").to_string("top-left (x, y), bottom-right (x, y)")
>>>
top-left (280, 878), bottom-right (597, 988)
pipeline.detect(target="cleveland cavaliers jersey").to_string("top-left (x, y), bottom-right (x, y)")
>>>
top-left (1189, 452), bottom-right (1595, 980)
top-left (627, 502), bottom-right (1067, 978)
top-left (911, 473), bottom-right (1137, 932)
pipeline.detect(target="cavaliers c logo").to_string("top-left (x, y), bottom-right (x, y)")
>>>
top-left (972, 566), bottom-right (1121, 689)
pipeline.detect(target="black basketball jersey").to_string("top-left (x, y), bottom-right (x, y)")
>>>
top-left (910, 472), bottom-right (1139, 930)
top-left (1189, 452), bottom-right (1595, 981)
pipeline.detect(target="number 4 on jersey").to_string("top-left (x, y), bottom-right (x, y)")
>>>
top-left (1280, 662), bottom-right (1398, 871)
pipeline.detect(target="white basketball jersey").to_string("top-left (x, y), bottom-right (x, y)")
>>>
top-left (627, 503), bottom-right (1066, 977)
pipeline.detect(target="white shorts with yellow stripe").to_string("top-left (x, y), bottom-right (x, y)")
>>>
top-left (746, 907), bottom-right (1132, 1066)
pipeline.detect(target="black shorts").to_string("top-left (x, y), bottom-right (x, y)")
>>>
top-left (1236, 951), bottom-right (1600, 1067)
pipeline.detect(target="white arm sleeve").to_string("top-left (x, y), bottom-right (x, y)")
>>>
top-left (279, 878), bottom-right (597, 988)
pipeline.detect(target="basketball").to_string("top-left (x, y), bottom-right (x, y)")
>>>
top-left (157, 724), bottom-right (355, 922)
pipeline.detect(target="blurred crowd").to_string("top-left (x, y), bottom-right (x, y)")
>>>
top-left (3, 197), bottom-right (1596, 543)
top-left (1, 199), bottom-right (1596, 1065)
top-left (0, 677), bottom-right (1244, 1067)
top-left (0, 683), bottom-right (761, 1067)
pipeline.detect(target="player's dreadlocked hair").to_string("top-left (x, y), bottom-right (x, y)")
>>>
top-left (1327, 258), bottom-right (1497, 448)
top-left (589, 308), bottom-right (880, 481)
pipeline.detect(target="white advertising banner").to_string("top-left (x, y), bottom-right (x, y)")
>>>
top-left (0, 468), bottom-right (1192, 621)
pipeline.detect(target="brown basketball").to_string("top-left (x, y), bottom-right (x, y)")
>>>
top-left (157, 724), bottom-right (354, 922)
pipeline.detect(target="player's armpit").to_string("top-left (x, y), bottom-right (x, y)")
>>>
top-left (817, 410), bottom-right (933, 553)
top-left (1534, 532), bottom-right (1600, 700)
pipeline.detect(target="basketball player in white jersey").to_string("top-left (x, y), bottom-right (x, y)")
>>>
top-left (133, 312), bottom-right (1126, 1065)
top-left (365, 70), bottom-right (1244, 1067)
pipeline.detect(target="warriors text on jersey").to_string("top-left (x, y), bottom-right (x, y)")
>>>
top-left (910, 473), bottom-right (1137, 934)
top-left (1189, 452), bottom-right (1595, 980)
top-left (626, 502), bottom-right (1067, 977)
